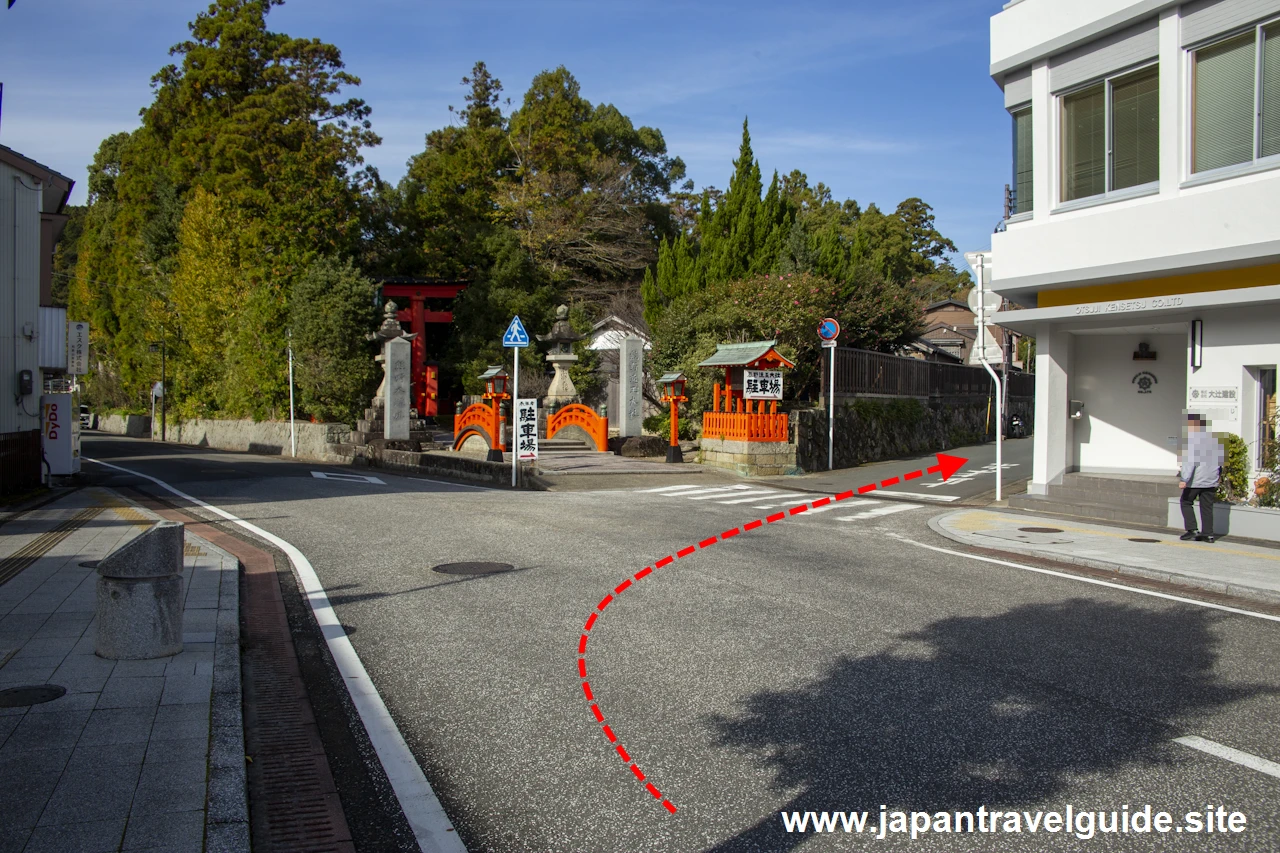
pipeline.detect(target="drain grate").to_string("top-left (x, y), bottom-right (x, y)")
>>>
top-left (1128, 538), bottom-right (1160, 543)
top-left (432, 561), bottom-right (516, 575)
top-left (1018, 526), bottom-right (1064, 534)
top-left (0, 507), bottom-right (103, 587)
top-left (0, 684), bottom-right (66, 708)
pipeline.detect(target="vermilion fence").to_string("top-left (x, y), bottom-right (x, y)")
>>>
top-left (0, 430), bottom-right (42, 496)
top-left (704, 385), bottom-right (789, 442)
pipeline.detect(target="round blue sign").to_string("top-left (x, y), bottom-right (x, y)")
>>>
top-left (818, 318), bottom-right (840, 341)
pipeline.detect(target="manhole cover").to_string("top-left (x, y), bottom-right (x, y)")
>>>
top-left (1128, 538), bottom-right (1160, 543)
top-left (79, 560), bottom-right (99, 569)
top-left (432, 562), bottom-right (516, 576)
top-left (1019, 527), bottom-right (1064, 534)
top-left (0, 684), bottom-right (66, 708)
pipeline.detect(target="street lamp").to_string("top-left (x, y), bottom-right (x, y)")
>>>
top-left (148, 341), bottom-right (166, 442)
top-left (659, 372), bottom-right (688, 464)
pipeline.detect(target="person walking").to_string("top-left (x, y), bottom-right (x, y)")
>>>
top-left (1179, 413), bottom-right (1224, 542)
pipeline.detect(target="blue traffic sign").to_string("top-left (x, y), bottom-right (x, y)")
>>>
top-left (503, 315), bottom-right (530, 348)
top-left (818, 317), bottom-right (840, 341)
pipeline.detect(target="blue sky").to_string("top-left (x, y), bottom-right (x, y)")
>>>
top-left (0, 0), bottom-right (1009, 261)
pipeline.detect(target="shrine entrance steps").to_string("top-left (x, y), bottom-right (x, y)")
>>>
top-left (542, 437), bottom-right (591, 453)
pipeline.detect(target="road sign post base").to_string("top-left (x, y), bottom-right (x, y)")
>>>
top-left (666, 445), bottom-right (683, 464)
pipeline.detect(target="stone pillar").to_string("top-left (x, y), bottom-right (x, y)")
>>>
top-left (384, 336), bottom-right (412, 440)
top-left (618, 336), bottom-right (644, 436)
top-left (96, 521), bottom-right (185, 660)
top-left (1031, 323), bottom-right (1072, 493)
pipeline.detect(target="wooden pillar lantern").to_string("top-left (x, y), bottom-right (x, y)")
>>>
top-left (658, 372), bottom-right (688, 464)
top-left (478, 365), bottom-right (510, 461)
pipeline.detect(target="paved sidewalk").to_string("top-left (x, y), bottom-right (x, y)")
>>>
top-left (932, 508), bottom-right (1280, 605)
top-left (0, 488), bottom-right (247, 852)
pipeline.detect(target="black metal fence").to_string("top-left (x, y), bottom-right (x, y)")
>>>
top-left (825, 347), bottom-right (1034, 400)
top-left (0, 430), bottom-right (43, 496)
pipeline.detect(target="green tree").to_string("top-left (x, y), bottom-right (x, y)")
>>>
top-left (289, 257), bottom-right (380, 423)
top-left (71, 0), bottom-right (378, 418)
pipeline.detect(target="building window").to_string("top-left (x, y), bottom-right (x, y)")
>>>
top-left (1011, 107), bottom-right (1034, 214)
top-left (1060, 65), bottom-right (1159, 202)
top-left (1192, 22), bottom-right (1280, 173)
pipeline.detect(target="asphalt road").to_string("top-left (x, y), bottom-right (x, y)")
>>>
top-left (758, 434), bottom-right (1035, 504)
top-left (82, 435), bottom-right (1279, 852)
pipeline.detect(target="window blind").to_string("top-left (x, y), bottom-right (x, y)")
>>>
top-left (1263, 24), bottom-right (1280, 158)
top-left (1013, 108), bottom-right (1034, 213)
top-left (1193, 33), bottom-right (1256, 172)
top-left (1062, 85), bottom-right (1106, 201)
top-left (1111, 67), bottom-right (1160, 189)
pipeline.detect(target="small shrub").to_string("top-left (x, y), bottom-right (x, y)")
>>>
top-left (644, 411), bottom-right (696, 441)
top-left (1216, 432), bottom-right (1249, 503)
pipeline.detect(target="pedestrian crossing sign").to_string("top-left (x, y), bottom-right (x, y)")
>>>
top-left (503, 316), bottom-right (530, 348)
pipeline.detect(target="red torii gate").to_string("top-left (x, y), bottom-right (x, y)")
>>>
top-left (377, 278), bottom-right (468, 417)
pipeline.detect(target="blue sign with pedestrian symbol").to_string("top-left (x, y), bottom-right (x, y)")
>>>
top-left (503, 316), bottom-right (530, 348)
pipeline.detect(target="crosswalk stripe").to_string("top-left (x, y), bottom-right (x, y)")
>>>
top-left (639, 484), bottom-right (715, 494)
top-left (836, 503), bottom-right (921, 521)
top-left (710, 490), bottom-right (786, 503)
top-left (654, 486), bottom-right (750, 498)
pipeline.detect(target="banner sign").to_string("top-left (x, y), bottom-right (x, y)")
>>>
top-left (744, 370), bottom-right (783, 400)
top-left (516, 398), bottom-right (539, 460)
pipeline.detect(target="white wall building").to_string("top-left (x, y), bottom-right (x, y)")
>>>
top-left (0, 144), bottom-right (74, 436)
top-left (986, 0), bottom-right (1280, 493)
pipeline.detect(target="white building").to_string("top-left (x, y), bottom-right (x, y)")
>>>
top-left (987, 0), bottom-right (1280, 495)
top-left (0, 144), bottom-right (74, 436)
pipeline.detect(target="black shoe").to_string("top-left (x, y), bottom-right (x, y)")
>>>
top-left (1197, 535), bottom-right (1217, 543)
top-left (1180, 531), bottom-right (1197, 541)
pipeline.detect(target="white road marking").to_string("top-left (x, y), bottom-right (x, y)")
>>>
top-left (891, 534), bottom-right (1280, 623)
top-left (1174, 736), bottom-right (1280, 780)
top-left (836, 503), bottom-right (921, 521)
top-left (639, 484), bottom-right (713, 493)
top-left (312, 471), bottom-right (386, 485)
top-left (659, 486), bottom-right (752, 498)
top-left (868, 490), bottom-right (960, 502)
top-left (703, 490), bottom-right (785, 503)
top-left (86, 457), bottom-right (465, 853)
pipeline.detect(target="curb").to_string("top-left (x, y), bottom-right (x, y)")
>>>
top-left (927, 513), bottom-right (1280, 607)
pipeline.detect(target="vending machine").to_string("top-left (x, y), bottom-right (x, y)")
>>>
top-left (41, 393), bottom-right (81, 476)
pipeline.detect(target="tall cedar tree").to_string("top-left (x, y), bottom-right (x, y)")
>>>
top-left (71, 0), bottom-right (378, 418)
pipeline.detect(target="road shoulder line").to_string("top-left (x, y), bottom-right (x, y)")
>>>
top-left (895, 528), bottom-right (1280, 623)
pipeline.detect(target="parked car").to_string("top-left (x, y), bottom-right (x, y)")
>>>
top-left (79, 405), bottom-right (91, 428)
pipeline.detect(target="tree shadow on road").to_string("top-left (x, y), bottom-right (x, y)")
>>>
top-left (704, 598), bottom-right (1273, 852)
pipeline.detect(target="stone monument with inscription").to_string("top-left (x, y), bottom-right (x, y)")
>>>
top-left (384, 336), bottom-right (412, 440)
top-left (537, 305), bottom-right (587, 408)
top-left (346, 301), bottom-right (435, 452)
top-left (617, 335), bottom-right (644, 436)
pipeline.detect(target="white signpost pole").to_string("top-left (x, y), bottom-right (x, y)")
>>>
top-left (967, 251), bottom-right (1002, 502)
top-left (288, 329), bottom-right (297, 458)
top-left (828, 345), bottom-right (835, 472)
top-left (503, 315), bottom-right (531, 488)
top-left (512, 352), bottom-right (519, 488)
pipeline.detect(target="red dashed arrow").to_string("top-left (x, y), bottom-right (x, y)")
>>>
top-left (576, 453), bottom-right (969, 814)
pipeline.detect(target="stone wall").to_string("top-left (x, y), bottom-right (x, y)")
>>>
top-left (699, 438), bottom-right (799, 477)
top-left (95, 414), bottom-right (152, 438)
top-left (330, 444), bottom-right (540, 488)
top-left (156, 418), bottom-right (351, 462)
top-left (795, 396), bottom-right (1033, 472)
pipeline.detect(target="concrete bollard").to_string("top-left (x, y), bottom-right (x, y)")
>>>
top-left (95, 521), bottom-right (185, 660)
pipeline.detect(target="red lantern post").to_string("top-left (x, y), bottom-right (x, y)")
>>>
top-left (659, 372), bottom-right (688, 464)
